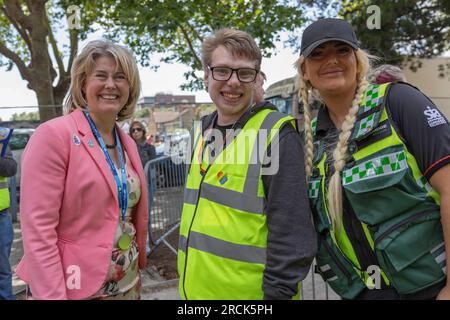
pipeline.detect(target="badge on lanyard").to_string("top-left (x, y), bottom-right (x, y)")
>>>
top-left (83, 111), bottom-right (131, 251)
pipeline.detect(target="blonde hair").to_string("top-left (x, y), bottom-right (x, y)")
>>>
top-left (201, 28), bottom-right (262, 70)
top-left (297, 49), bottom-right (374, 229)
top-left (64, 40), bottom-right (141, 121)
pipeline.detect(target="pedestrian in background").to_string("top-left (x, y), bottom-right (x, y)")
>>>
top-left (254, 70), bottom-right (267, 105)
top-left (368, 64), bottom-right (407, 84)
top-left (0, 145), bottom-right (17, 300)
top-left (16, 40), bottom-right (148, 300)
top-left (129, 120), bottom-right (157, 168)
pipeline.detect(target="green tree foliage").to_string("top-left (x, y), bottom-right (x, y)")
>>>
top-left (96, 0), bottom-right (306, 91)
top-left (0, 0), bottom-right (306, 120)
top-left (300, 0), bottom-right (450, 76)
top-left (11, 111), bottom-right (39, 120)
top-left (341, 0), bottom-right (449, 68)
top-left (134, 107), bottom-right (150, 118)
top-left (0, 0), bottom-right (100, 120)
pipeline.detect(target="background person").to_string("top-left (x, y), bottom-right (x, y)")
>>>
top-left (16, 40), bottom-right (148, 300)
top-left (129, 120), bottom-right (157, 167)
top-left (297, 18), bottom-right (450, 300)
top-left (368, 64), bottom-right (407, 84)
top-left (0, 145), bottom-right (17, 300)
top-left (254, 70), bottom-right (267, 105)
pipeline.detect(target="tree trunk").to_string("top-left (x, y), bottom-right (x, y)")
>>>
top-left (35, 83), bottom-right (61, 121)
top-left (29, 0), bottom-right (62, 122)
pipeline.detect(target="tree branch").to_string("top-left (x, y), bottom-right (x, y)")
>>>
top-left (187, 23), bottom-right (204, 43)
top-left (178, 23), bottom-right (203, 68)
top-left (66, 29), bottom-right (79, 75)
top-left (44, 8), bottom-right (64, 80)
top-left (4, 0), bottom-right (32, 31)
top-left (0, 40), bottom-right (31, 81)
top-left (0, 6), bottom-right (32, 52)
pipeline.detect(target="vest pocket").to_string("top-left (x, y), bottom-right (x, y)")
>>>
top-left (309, 177), bottom-right (331, 234)
top-left (316, 234), bottom-right (366, 299)
top-left (343, 147), bottom-right (426, 226)
top-left (373, 209), bottom-right (446, 294)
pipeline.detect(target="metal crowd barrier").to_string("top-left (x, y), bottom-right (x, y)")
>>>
top-left (145, 155), bottom-right (186, 256)
top-left (8, 176), bottom-right (17, 222)
top-left (301, 263), bottom-right (340, 300)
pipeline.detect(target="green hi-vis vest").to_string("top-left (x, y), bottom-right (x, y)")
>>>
top-left (178, 108), bottom-right (300, 300)
top-left (309, 83), bottom-right (446, 299)
top-left (0, 176), bottom-right (10, 211)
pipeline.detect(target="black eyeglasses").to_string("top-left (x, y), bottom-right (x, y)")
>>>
top-left (208, 66), bottom-right (259, 83)
top-left (131, 128), bottom-right (143, 133)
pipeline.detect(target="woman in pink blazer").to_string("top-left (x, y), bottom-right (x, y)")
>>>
top-left (16, 40), bottom-right (148, 300)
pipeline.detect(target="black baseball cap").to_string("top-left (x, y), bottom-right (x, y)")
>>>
top-left (300, 18), bottom-right (359, 57)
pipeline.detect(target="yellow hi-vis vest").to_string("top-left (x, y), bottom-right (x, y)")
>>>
top-left (0, 176), bottom-right (10, 211)
top-left (178, 108), bottom-right (298, 300)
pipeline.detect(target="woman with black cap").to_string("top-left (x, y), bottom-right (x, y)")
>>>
top-left (297, 18), bottom-right (450, 300)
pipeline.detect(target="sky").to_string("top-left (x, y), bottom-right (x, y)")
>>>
top-left (0, 32), bottom-right (300, 121)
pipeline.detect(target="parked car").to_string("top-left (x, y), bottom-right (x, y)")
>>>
top-left (10, 128), bottom-right (35, 188)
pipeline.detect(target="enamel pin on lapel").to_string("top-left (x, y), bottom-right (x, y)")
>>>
top-left (73, 134), bottom-right (81, 146)
top-left (88, 139), bottom-right (94, 148)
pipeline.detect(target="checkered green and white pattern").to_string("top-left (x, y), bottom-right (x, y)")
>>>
top-left (431, 242), bottom-right (447, 275)
top-left (354, 112), bottom-right (380, 139)
top-left (311, 117), bottom-right (317, 135)
top-left (361, 84), bottom-right (382, 114)
top-left (308, 179), bottom-right (320, 198)
top-left (416, 176), bottom-right (433, 194)
top-left (343, 150), bottom-right (408, 185)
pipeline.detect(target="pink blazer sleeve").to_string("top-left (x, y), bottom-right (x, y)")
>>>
top-left (20, 123), bottom-right (69, 299)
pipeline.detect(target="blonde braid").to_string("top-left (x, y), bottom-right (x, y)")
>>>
top-left (327, 79), bottom-right (369, 230)
top-left (296, 57), bottom-right (315, 179)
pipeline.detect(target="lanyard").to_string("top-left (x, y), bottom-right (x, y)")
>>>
top-left (83, 111), bottom-right (128, 221)
top-left (197, 114), bottom-right (236, 175)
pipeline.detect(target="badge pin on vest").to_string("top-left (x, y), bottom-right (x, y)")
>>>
top-left (217, 170), bottom-right (228, 185)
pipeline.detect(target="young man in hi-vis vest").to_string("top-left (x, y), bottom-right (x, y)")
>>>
top-left (178, 28), bottom-right (317, 300)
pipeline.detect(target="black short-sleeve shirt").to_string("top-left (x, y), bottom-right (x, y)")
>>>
top-left (316, 82), bottom-right (450, 181)
top-left (384, 82), bottom-right (450, 180)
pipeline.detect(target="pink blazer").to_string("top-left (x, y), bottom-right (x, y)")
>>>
top-left (15, 109), bottom-right (149, 299)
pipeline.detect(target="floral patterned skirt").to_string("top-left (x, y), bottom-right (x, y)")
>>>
top-left (89, 238), bottom-right (141, 300)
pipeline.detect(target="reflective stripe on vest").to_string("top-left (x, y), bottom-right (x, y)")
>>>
top-left (309, 83), bottom-right (444, 296)
top-left (179, 233), bottom-right (267, 264)
top-left (184, 183), bottom-right (265, 214)
top-left (342, 150), bottom-right (408, 185)
top-left (179, 109), bottom-right (296, 300)
top-left (0, 176), bottom-right (10, 211)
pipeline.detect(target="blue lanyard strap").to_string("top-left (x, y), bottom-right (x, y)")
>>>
top-left (83, 111), bottom-right (128, 221)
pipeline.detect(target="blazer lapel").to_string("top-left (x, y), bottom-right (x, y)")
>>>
top-left (71, 110), bottom-right (119, 203)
